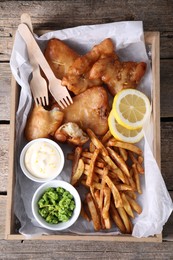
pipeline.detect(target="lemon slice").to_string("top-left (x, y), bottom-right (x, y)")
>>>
top-left (108, 110), bottom-right (144, 143)
top-left (112, 89), bottom-right (151, 130)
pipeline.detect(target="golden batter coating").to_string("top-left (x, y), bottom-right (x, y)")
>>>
top-left (62, 38), bottom-right (117, 95)
top-left (44, 38), bottom-right (79, 80)
top-left (89, 56), bottom-right (146, 95)
top-left (25, 105), bottom-right (64, 141)
top-left (62, 86), bottom-right (110, 136)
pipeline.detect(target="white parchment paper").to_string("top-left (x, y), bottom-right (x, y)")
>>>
top-left (10, 21), bottom-right (173, 238)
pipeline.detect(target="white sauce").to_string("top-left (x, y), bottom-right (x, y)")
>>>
top-left (24, 141), bottom-right (61, 179)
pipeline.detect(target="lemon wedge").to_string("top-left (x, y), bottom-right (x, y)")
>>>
top-left (108, 110), bottom-right (144, 143)
top-left (112, 89), bottom-right (151, 130)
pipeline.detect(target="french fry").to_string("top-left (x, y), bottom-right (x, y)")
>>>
top-left (83, 169), bottom-right (100, 183)
top-left (129, 151), bottom-right (144, 174)
top-left (84, 164), bottom-right (104, 176)
top-left (102, 187), bottom-right (111, 219)
top-left (107, 139), bottom-right (142, 155)
top-left (119, 147), bottom-right (128, 161)
top-left (122, 172), bottom-right (130, 185)
top-left (86, 192), bottom-right (101, 231)
top-left (91, 182), bottom-right (101, 190)
top-left (87, 128), bottom-right (117, 170)
top-left (108, 170), bottom-right (123, 183)
top-left (82, 151), bottom-right (104, 163)
top-left (97, 187), bottom-right (111, 230)
top-left (71, 146), bottom-right (82, 178)
top-left (94, 190), bottom-right (106, 229)
top-left (86, 148), bottom-right (100, 186)
top-left (110, 202), bottom-right (126, 234)
top-left (69, 127), bottom-right (144, 234)
top-left (128, 178), bottom-right (137, 191)
top-left (117, 207), bottom-right (132, 234)
top-left (104, 216), bottom-right (112, 230)
top-left (116, 184), bottom-right (133, 191)
top-left (101, 130), bottom-right (112, 144)
top-left (109, 168), bottom-right (126, 183)
top-left (87, 128), bottom-right (108, 156)
top-left (138, 155), bottom-right (144, 164)
top-left (85, 164), bottom-right (122, 181)
top-left (136, 163), bottom-right (144, 174)
top-left (121, 193), bottom-right (134, 218)
top-left (67, 153), bottom-right (105, 168)
top-left (107, 147), bottom-right (130, 177)
top-left (125, 194), bottom-right (142, 214)
top-left (82, 157), bottom-right (105, 168)
top-left (99, 167), bottom-right (108, 209)
top-left (81, 179), bottom-right (101, 190)
top-left (124, 190), bottom-right (137, 200)
top-left (128, 169), bottom-right (137, 191)
top-left (89, 141), bottom-right (96, 152)
top-left (71, 158), bottom-right (84, 186)
top-left (90, 186), bottom-right (96, 201)
top-left (103, 155), bottom-right (118, 170)
top-left (132, 164), bottom-right (142, 194)
top-left (105, 175), bottom-right (123, 208)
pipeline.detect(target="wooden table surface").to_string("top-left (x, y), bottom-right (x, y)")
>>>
top-left (1, 1), bottom-right (173, 259)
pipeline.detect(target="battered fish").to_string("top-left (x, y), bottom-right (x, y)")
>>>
top-left (62, 38), bottom-right (117, 95)
top-left (89, 56), bottom-right (146, 95)
top-left (25, 105), bottom-right (64, 141)
top-left (44, 38), bottom-right (79, 80)
top-left (54, 122), bottom-right (89, 146)
top-left (62, 86), bottom-right (109, 136)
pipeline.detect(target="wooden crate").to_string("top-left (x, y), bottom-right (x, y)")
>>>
top-left (5, 29), bottom-right (161, 242)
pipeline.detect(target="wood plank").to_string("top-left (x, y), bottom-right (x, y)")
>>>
top-left (0, 196), bottom-right (6, 239)
top-left (0, 243), bottom-right (173, 260)
top-left (160, 59), bottom-right (173, 117)
top-left (0, 1), bottom-right (173, 61)
top-left (0, 125), bottom-right (10, 192)
top-left (0, 63), bottom-right (11, 121)
top-left (0, 26), bottom-right (14, 61)
top-left (161, 121), bottom-right (173, 190)
top-left (0, 1), bottom-right (173, 31)
top-left (160, 32), bottom-right (173, 59)
top-left (1, 238), bottom-right (173, 259)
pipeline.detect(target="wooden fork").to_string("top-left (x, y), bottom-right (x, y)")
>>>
top-left (18, 23), bottom-right (73, 109)
top-left (20, 14), bottom-right (49, 106)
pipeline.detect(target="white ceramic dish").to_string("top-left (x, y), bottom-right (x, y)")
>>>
top-left (20, 138), bottom-right (65, 182)
top-left (31, 180), bottom-right (81, 230)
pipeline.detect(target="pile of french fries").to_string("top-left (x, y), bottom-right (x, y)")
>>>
top-left (67, 128), bottom-right (144, 234)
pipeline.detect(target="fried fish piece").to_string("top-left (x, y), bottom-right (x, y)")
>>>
top-left (44, 38), bottom-right (79, 80)
top-left (62, 38), bottom-right (117, 95)
top-left (25, 105), bottom-right (64, 141)
top-left (89, 56), bottom-right (146, 96)
top-left (62, 86), bottom-right (109, 136)
top-left (54, 122), bottom-right (89, 146)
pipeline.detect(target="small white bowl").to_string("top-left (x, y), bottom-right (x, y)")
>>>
top-left (32, 180), bottom-right (81, 230)
top-left (20, 138), bottom-right (65, 182)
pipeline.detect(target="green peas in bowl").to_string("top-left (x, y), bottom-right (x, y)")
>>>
top-left (32, 180), bottom-right (81, 230)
